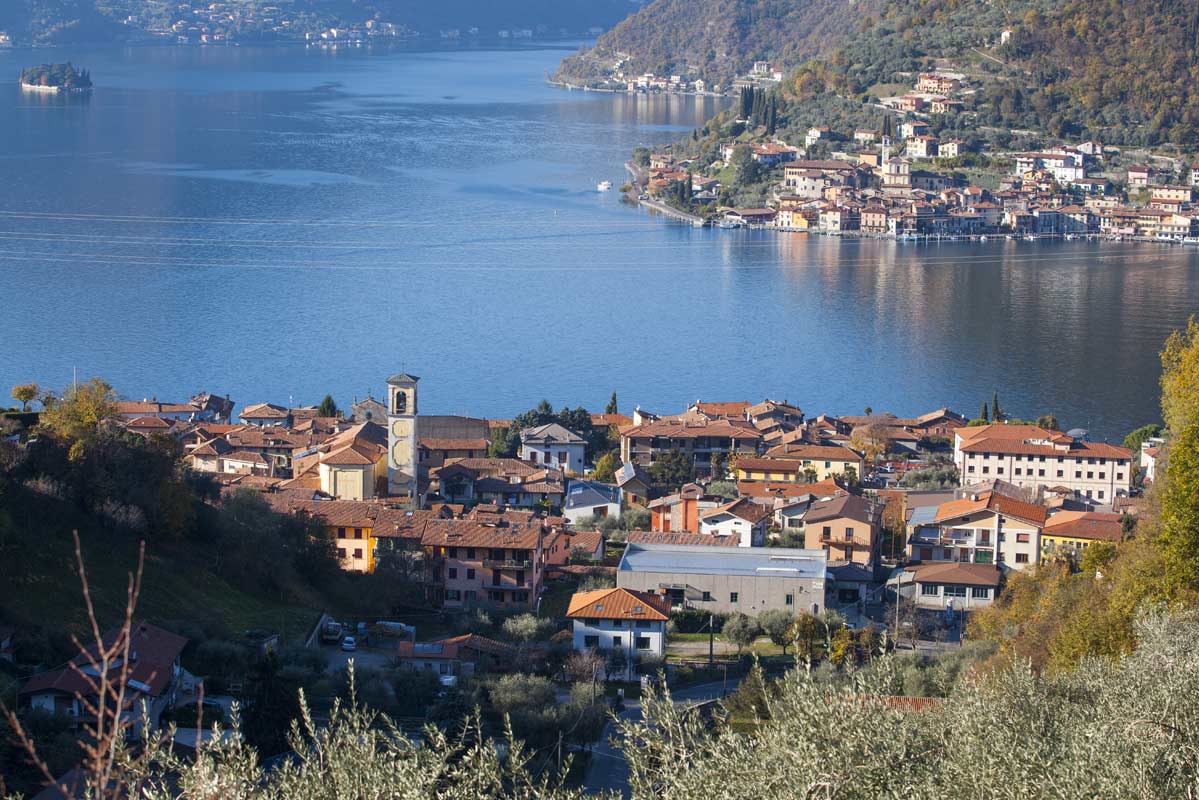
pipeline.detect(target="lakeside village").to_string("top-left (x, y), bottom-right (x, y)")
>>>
top-left (2, 370), bottom-right (1159, 750)
top-left (0, 2), bottom-right (608, 49)
top-left (627, 68), bottom-right (1199, 241)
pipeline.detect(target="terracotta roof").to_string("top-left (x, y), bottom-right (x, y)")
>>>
top-left (736, 480), bottom-right (846, 499)
top-left (566, 587), bottom-right (670, 622)
top-left (116, 400), bottom-right (200, 415)
top-left (20, 623), bottom-right (187, 702)
top-left (691, 400), bottom-right (750, 418)
top-left (1043, 511), bottom-right (1123, 542)
top-left (396, 634), bottom-right (516, 662)
top-left (934, 492), bottom-right (1048, 527)
top-left (701, 497), bottom-right (768, 524)
top-left (959, 438), bottom-right (1131, 459)
top-left (907, 562), bottom-right (1001, 588)
top-left (764, 444), bottom-right (863, 461)
top-left (562, 529), bottom-right (604, 555)
top-left (125, 416), bottom-right (172, 429)
top-left (956, 424), bottom-right (1072, 445)
top-left (322, 444), bottom-right (379, 467)
top-left (420, 518), bottom-right (547, 550)
top-left (623, 418), bottom-right (761, 441)
top-left (804, 494), bottom-right (879, 525)
top-left (627, 530), bottom-right (743, 547)
top-left (240, 403), bottom-right (290, 419)
top-left (420, 437), bottom-right (489, 451)
top-left (223, 450), bottom-right (270, 465)
top-left (591, 413), bottom-right (633, 427)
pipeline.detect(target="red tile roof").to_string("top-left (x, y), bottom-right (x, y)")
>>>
top-left (566, 587), bottom-right (670, 621)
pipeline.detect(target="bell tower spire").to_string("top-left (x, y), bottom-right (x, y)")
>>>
top-left (386, 372), bottom-right (419, 503)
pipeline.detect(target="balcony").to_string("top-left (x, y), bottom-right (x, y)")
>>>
top-left (483, 559), bottom-right (533, 571)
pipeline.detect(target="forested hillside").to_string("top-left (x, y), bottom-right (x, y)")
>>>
top-left (563, 0), bottom-right (1199, 146)
top-left (555, 0), bottom-right (872, 86)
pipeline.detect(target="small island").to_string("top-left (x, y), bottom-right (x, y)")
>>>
top-left (19, 63), bottom-right (93, 93)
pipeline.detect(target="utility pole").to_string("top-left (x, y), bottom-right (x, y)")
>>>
top-left (708, 613), bottom-right (714, 671)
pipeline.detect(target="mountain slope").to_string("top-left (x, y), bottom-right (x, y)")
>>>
top-left (556, 0), bottom-right (874, 86)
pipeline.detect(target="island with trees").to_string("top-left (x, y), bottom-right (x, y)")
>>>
top-left (19, 62), bottom-right (92, 93)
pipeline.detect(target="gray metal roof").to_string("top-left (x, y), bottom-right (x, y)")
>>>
top-left (564, 480), bottom-right (621, 510)
top-left (619, 542), bottom-right (827, 579)
top-left (908, 505), bottom-right (938, 527)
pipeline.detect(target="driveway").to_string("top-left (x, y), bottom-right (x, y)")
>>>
top-left (324, 644), bottom-right (395, 675)
top-left (582, 680), bottom-right (738, 798)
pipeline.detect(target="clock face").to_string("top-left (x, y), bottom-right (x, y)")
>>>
top-left (391, 419), bottom-right (410, 439)
top-left (392, 441), bottom-right (411, 466)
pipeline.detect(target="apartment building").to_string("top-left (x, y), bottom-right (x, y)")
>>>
top-left (954, 424), bottom-right (1132, 502)
top-left (620, 417), bottom-right (761, 476)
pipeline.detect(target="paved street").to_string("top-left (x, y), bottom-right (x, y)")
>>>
top-left (582, 680), bottom-right (737, 798)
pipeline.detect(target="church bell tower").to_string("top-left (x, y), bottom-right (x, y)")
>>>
top-left (386, 373), bottom-right (419, 502)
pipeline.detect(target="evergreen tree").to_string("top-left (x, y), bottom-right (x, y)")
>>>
top-left (991, 390), bottom-right (1001, 422)
top-left (241, 653), bottom-right (302, 758)
top-left (606, 391), bottom-right (618, 415)
top-left (317, 394), bottom-right (338, 418)
top-left (980, 402), bottom-right (989, 423)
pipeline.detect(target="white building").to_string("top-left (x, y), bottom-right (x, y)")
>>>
top-left (566, 587), bottom-right (669, 674)
top-left (954, 424), bottom-right (1133, 503)
top-left (519, 422), bottom-right (587, 474)
top-left (903, 562), bottom-right (1000, 611)
top-left (697, 497), bottom-right (769, 546)
top-left (563, 480), bottom-right (622, 524)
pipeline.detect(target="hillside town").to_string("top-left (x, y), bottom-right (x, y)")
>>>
top-left (11, 375), bottom-right (1146, 650)
top-left (636, 69), bottom-right (1199, 241)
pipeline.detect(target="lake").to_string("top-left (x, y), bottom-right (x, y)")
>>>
top-left (1, 42), bottom-right (1196, 440)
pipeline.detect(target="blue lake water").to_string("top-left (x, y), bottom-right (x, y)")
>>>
top-left (1, 42), bottom-right (1197, 439)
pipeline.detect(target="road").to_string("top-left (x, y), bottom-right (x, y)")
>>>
top-left (582, 680), bottom-right (737, 798)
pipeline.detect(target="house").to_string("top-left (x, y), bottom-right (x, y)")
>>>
top-left (954, 424), bottom-right (1133, 502)
top-left (617, 542), bottom-right (827, 614)
top-left (567, 587), bottom-right (669, 661)
top-left (620, 417), bottom-right (761, 476)
top-left (725, 208), bottom-right (777, 226)
top-left (806, 126), bottom-right (831, 147)
top-left (238, 402), bottom-right (292, 427)
top-left (396, 634), bottom-right (517, 681)
top-left (939, 140), bottom-right (962, 158)
top-left (854, 130), bottom-right (879, 144)
top-left (563, 480), bottom-right (622, 524)
top-left (697, 497), bottom-right (769, 546)
top-left (1040, 511), bottom-right (1123, 564)
top-left (916, 73), bottom-right (961, 94)
top-left (905, 562), bottom-right (1000, 610)
top-left (519, 423), bottom-right (587, 474)
top-left (420, 516), bottom-right (553, 610)
top-left (908, 135), bottom-right (939, 159)
top-left (648, 483), bottom-right (722, 532)
top-left (115, 396), bottom-right (227, 423)
top-left (802, 494), bottom-right (882, 568)
top-left (614, 461), bottom-right (652, 507)
top-left (912, 491), bottom-right (1046, 572)
top-left (898, 95), bottom-right (925, 113)
top-left (757, 443), bottom-right (865, 482)
top-left (433, 458), bottom-right (565, 509)
top-left (899, 120), bottom-right (929, 140)
top-left (19, 623), bottom-right (187, 735)
top-left (1140, 438), bottom-right (1164, 483)
top-left (1127, 165), bottom-right (1156, 187)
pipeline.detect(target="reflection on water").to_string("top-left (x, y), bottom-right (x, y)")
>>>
top-left (0, 44), bottom-right (1196, 439)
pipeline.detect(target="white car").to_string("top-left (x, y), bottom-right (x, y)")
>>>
top-left (341, 636), bottom-right (357, 652)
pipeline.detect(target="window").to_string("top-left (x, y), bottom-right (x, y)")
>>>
top-left (1016, 533), bottom-right (1030, 543)
top-left (1057, 470), bottom-right (1064, 478)
top-left (822, 525), bottom-right (831, 537)
top-left (785, 594), bottom-right (794, 606)
top-left (945, 585), bottom-right (967, 598)
top-left (1038, 469), bottom-right (1045, 477)
top-left (636, 620), bottom-right (651, 628)
top-left (701, 591), bottom-right (712, 601)
top-left (584, 635), bottom-right (599, 648)
top-left (1015, 553), bottom-right (1030, 563)
top-left (445, 589), bottom-right (461, 601)
top-left (448, 547), bottom-right (458, 558)
top-left (353, 548), bottom-right (362, 559)
top-left (337, 547), bottom-right (346, 558)
top-left (448, 568), bottom-right (457, 579)
top-left (466, 568), bottom-right (475, 580)
top-left (1087, 471), bottom-right (1094, 479)
top-left (968, 465), bottom-right (975, 473)
top-left (612, 635), bottom-right (622, 648)
top-left (514, 592), bottom-right (528, 603)
top-left (1014, 468), bottom-right (1021, 476)
top-left (982, 466), bottom-right (990, 475)
top-left (611, 620), bottom-right (624, 628)
top-left (730, 592), bottom-right (739, 603)
top-left (1117, 473), bottom-right (1125, 481)
top-left (489, 591), bottom-right (504, 602)
top-left (1099, 472), bottom-right (1105, 479)
top-left (921, 584), bottom-right (939, 596)
top-left (354, 527), bottom-right (363, 539)
top-left (1098, 491), bottom-right (1105, 499)
top-left (971, 587), bottom-right (990, 599)
top-left (467, 548), bottom-right (476, 559)
top-left (997, 467), bottom-right (1004, 475)
top-left (636, 637), bottom-right (651, 650)
top-left (1075, 471), bottom-right (1082, 478)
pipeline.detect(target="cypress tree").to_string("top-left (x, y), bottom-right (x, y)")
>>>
top-left (992, 390), bottom-right (1001, 422)
top-left (980, 402), bottom-right (989, 422)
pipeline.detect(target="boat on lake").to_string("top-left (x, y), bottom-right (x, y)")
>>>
top-left (596, 180), bottom-right (612, 192)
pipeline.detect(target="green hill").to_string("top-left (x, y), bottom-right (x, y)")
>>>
top-left (565, 0), bottom-right (1199, 146)
top-left (555, 0), bottom-right (872, 86)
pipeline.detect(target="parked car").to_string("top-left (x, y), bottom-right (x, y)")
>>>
top-left (341, 636), bottom-right (357, 652)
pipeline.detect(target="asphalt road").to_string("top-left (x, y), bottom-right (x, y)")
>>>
top-left (582, 680), bottom-right (738, 798)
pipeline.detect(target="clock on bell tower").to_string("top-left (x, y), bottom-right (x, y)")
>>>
top-left (385, 372), bottom-right (419, 502)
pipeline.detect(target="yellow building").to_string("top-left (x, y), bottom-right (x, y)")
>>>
top-left (746, 444), bottom-right (865, 482)
top-left (1040, 511), bottom-right (1123, 565)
